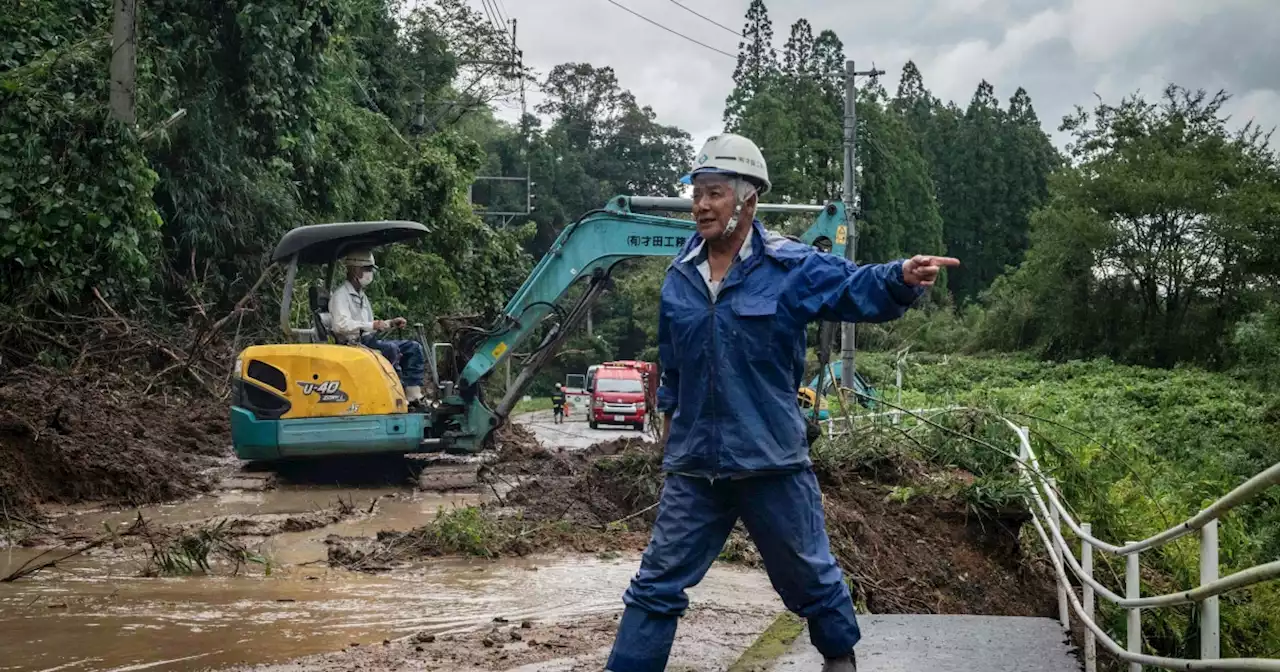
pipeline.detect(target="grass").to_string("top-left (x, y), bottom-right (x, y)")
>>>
top-left (831, 352), bottom-right (1280, 660)
top-left (136, 518), bottom-right (270, 577)
top-left (726, 613), bottom-right (806, 672)
top-left (512, 396), bottom-right (554, 414)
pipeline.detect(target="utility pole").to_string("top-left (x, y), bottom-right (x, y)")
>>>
top-left (840, 59), bottom-right (884, 390)
top-left (109, 0), bottom-right (137, 125)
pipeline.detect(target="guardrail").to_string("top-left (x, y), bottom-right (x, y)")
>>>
top-left (1007, 419), bottom-right (1280, 671)
top-left (819, 401), bottom-right (1280, 671)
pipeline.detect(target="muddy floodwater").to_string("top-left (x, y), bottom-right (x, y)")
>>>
top-left (1, 546), bottom-right (774, 671)
top-left (0, 417), bottom-right (778, 672)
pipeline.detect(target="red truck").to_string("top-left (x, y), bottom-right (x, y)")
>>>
top-left (600, 360), bottom-right (658, 401)
top-left (589, 365), bottom-right (648, 430)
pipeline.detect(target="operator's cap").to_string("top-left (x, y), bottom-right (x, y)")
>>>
top-left (341, 249), bottom-right (376, 267)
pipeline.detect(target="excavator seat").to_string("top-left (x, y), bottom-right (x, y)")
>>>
top-left (307, 284), bottom-right (335, 343)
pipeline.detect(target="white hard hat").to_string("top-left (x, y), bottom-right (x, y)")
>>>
top-left (341, 249), bottom-right (376, 267)
top-left (680, 133), bottom-right (771, 195)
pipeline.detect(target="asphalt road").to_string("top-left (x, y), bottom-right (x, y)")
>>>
top-left (515, 410), bottom-right (651, 451)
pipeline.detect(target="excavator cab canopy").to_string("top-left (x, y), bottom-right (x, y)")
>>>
top-left (272, 220), bottom-right (430, 342)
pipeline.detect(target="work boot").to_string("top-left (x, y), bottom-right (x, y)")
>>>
top-left (822, 653), bottom-right (856, 672)
top-left (405, 385), bottom-right (423, 403)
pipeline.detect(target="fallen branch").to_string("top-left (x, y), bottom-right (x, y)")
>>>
top-left (593, 501), bottom-right (658, 530)
top-left (91, 287), bottom-right (129, 334)
top-left (209, 264), bottom-right (276, 334)
top-left (1, 515), bottom-right (144, 582)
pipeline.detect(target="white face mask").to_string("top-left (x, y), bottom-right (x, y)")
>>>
top-left (358, 270), bottom-right (374, 288)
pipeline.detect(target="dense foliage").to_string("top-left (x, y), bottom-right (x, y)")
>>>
top-left (1, 0), bottom-right (531, 340)
top-left (847, 352), bottom-right (1280, 660)
top-left (975, 87), bottom-right (1280, 370)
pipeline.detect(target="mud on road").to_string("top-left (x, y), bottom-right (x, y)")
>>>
top-left (0, 414), bottom-right (767, 672)
top-left (1, 401), bottom-right (1057, 672)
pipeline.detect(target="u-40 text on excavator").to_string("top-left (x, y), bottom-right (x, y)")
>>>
top-left (230, 196), bottom-right (852, 460)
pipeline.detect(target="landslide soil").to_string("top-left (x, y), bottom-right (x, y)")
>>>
top-left (337, 424), bottom-right (1057, 620)
top-left (0, 366), bottom-right (229, 522)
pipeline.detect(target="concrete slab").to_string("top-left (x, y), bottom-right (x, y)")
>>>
top-left (773, 615), bottom-right (1080, 672)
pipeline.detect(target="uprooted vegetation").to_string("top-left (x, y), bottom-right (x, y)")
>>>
top-left (329, 417), bottom-right (1057, 619)
top-left (327, 433), bottom-right (659, 570)
top-left (0, 299), bottom-right (253, 525)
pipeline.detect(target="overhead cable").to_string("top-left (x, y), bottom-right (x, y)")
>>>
top-left (602, 0), bottom-right (736, 60)
top-left (663, 0), bottom-right (742, 38)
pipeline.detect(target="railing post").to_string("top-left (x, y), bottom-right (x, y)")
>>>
top-left (1049, 476), bottom-right (1069, 630)
top-left (1082, 523), bottom-right (1096, 672)
top-left (1200, 519), bottom-right (1220, 659)
top-left (1127, 550), bottom-right (1142, 672)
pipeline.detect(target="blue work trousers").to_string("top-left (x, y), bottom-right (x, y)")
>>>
top-left (606, 469), bottom-right (859, 672)
top-left (361, 336), bottom-right (425, 388)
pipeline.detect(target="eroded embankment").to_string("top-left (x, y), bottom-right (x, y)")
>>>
top-left (329, 422), bottom-right (1057, 620)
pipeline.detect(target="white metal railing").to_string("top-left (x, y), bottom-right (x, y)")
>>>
top-left (1006, 419), bottom-right (1280, 672)
top-left (818, 402), bottom-right (1280, 670)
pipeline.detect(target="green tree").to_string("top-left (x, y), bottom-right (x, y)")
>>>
top-left (946, 80), bottom-right (1007, 301)
top-left (975, 85), bottom-right (1280, 366)
top-left (724, 0), bottom-right (777, 130)
top-left (0, 0), bottom-right (531, 335)
top-left (855, 94), bottom-right (946, 274)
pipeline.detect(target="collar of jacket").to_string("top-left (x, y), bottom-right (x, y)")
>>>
top-left (671, 219), bottom-right (774, 301)
top-left (340, 280), bottom-right (366, 301)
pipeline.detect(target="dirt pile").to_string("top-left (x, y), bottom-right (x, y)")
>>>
top-left (819, 473), bottom-right (1054, 616)
top-left (326, 436), bottom-right (662, 570)
top-left (0, 366), bottom-right (229, 518)
top-left (330, 421), bottom-right (1055, 619)
top-left (492, 430), bottom-right (1054, 618)
top-left (499, 440), bottom-right (662, 527)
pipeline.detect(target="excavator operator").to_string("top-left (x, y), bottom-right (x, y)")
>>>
top-left (604, 133), bottom-right (960, 672)
top-left (328, 249), bottom-right (426, 405)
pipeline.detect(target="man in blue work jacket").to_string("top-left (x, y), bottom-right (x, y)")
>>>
top-left (605, 133), bottom-right (959, 672)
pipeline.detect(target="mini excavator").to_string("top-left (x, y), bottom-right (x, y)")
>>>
top-left (230, 196), bottom-right (855, 460)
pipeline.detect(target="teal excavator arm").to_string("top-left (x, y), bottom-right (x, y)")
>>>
top-left (438, 195), bottom-right (849, 452)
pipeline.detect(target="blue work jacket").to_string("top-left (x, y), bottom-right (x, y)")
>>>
top-left (656, 219), bottom-right (923, 479)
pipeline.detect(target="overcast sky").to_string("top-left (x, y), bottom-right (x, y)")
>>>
top-left (476, 0), bottom-right (1279, 151)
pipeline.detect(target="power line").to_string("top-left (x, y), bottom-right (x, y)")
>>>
top-left (601, 0), bottom-right (736, 60)
top-left (495, 0), bottom-right (512, 28)
top-left (662, 0), bottom-right (742, 38)
top-left (479, 0), bottom-right (511, 48)
top-left (477, 0), bottom-right (497, 29)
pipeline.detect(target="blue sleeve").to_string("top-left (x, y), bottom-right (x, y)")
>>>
top-left (655, 282), bottom-right (679, 415)
top-left (787, 253), bottom-right (923, 324)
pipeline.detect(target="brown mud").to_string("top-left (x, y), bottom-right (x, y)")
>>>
top-left (226, 604), bottom-right (777, 672)
top-left (0, 358), bottom-right (1056, 672)
top-left (0, 366), bottom-right (229, 520)
top-left (334, 426), bottom-right (1056, 621)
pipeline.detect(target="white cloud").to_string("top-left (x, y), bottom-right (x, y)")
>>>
top-left (939, 0), bottom-right (994, 16)
top-left (1063, 0), bottom-right (1249, 63)
top-left (922, 8), bottom-right (1065, 104)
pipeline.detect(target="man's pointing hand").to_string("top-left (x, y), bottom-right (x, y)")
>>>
top-left (902, 255), bottom-right (961, 287)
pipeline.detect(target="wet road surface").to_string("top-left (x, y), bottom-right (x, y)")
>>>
top-left (1, 549), bottom-right (776, 672)
top-left (0, 416), bottom-right (777, 672)
top-left (516, 411), bottom-right (651, 451)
